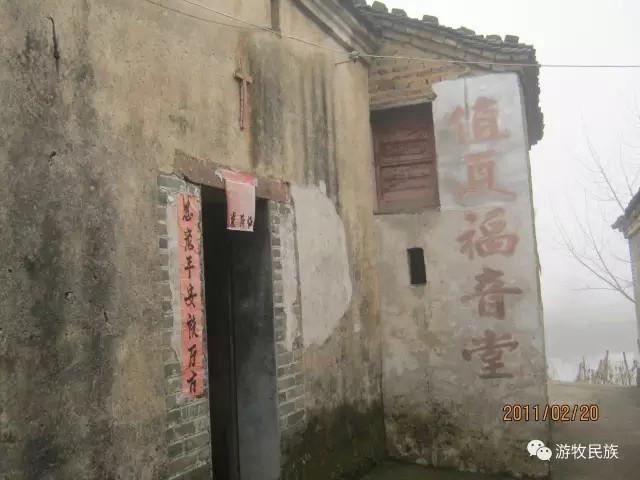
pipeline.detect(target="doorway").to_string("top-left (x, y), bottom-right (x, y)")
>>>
top-left (201, 188), bottom-right (280, 480)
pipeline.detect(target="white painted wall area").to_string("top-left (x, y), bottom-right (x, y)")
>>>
top-left (434, 73), bottom-right (532, 210)
top-left (375, 73), bottom-right (549, 477)
top-left (292, 184), bottom-right (353, 347)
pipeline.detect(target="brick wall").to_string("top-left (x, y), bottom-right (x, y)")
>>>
top-left (269, 201), bottom-right (307, 448)
top-left (157, 175), bottom-right (212, 480)
top-left (369, 42), bottom-right (470, 111)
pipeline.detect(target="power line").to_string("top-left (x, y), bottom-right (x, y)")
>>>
top-left (144, 0), bottom-right (640, 70)
top-left (176, 0), bottom-right (345, 53)
top-left (147, 0), bottom-right (344, 54)
top-left (359, 53), bottom-right (640, 69)
top-left (178, 0), bottom-right (274, 32)
top-left (142, 0), bottom-right (262, 30)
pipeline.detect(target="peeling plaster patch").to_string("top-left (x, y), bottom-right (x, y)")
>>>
top-left (292, 184), bottom-right (352, 346)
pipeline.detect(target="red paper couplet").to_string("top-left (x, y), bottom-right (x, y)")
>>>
top-left (177, 193), bottom-right (205, 397)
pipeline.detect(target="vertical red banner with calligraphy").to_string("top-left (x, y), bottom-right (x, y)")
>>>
top-left (177, 193), bottom-right (205, 397)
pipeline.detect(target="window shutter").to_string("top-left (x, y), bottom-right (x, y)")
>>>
top-left (372, 103), bottom-right (440, 212)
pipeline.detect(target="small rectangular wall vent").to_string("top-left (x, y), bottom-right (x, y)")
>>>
top-left (407, 248), bottom-right (427, 285)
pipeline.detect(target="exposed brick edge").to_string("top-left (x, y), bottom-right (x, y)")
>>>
top-left (269, 202), bottom-right (307, 454)
top-left (157, 175), bottom-right (213, 480)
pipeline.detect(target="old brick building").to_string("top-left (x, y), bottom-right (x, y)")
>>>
top-left (0, 1), bottom-right (546, 479)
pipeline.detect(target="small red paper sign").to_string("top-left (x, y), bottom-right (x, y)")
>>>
top-left (220, 170), bottom-right (257, 232)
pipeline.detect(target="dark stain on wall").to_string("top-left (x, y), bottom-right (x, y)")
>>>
top-left (280, 303), bottom-right (385, 480)
top-left (388, 402), bottom-right (540, 475)
top-left (305, 64), bottom-right (339, 206)
top-left (248, 41), bottom-right (285, 171)
top-left (247, 41), bottom-right (340, 207)
top-left (1, 3), bottom-right (116, 478)
top-left (281, 403), bottom-right (386, 480)
top-left (388, 402), bottom-right (461, 463)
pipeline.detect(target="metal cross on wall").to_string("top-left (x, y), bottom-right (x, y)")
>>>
top-left (234, 60), bottom-right (253, 130)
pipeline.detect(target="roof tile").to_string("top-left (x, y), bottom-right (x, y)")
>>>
top-left (349, 1), bottom-right (544, 146)
top-left (371, 1), bottom-right (388, 13)
top-left (422, 15), bottom-right (439, 25)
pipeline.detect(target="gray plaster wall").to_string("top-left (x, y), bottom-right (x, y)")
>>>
top-left (0, 0), bottom-right (383, 478)
top-left (375, 73), bottom-right (549, 477)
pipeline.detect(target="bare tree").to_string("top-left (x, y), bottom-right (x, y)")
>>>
top-left (555, 120), bottom-right (640, 303)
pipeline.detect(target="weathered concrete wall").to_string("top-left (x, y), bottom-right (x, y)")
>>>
top-left (0, 0), bottom-right (383, 478)
top-left (375, 73), bottom-right (549, 477)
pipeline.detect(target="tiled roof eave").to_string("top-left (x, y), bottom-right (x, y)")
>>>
top-left (613, 188), bottom-right (640, 235)
top-left (361, 9), bottom-right (536, 58)
top-left (380, 30), bottom-right (537, 66)
top-left (355, 3), bottom-right (544, 146)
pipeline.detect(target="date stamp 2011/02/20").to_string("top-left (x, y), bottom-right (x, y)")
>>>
top-left (503, 404), bottom-right (600, 422)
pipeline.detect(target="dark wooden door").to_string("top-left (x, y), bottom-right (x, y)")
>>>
top-left (203, 202), bottom-right (240, 480)
top-left (230, 200), bottom-right (279, 480)
top-left (203, 198), bottom-right (279, 480)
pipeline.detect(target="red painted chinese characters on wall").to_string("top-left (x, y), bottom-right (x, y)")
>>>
top-left (462, 267), bottom-right (523, 320)
top-left (457, 208), bottom-right (519, 260)
top-left (178, 193), bottom-right (205, 397)
top-left (462, 329), bottom-right (519, 379)
top-left (451, 96), bottom-right (524, 379)
top-left (460, 151), bottom-right (516, 200)
top-left (449, 97), bottom-right (516, 201)
top-left (449, 96), bottom-right (510, 145)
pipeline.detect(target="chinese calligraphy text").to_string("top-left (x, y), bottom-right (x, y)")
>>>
top-left (178, 193), bottom-right (204, 397)
top-left (221, 170), bottom-right (257, 232)
top-left (462, 329), bottom-right (519, 379)
top-left (448, 97), bottom-right (516, 202)
top-left (461, 267), bottom-right (523, 320)
top-left (457, 208), bottom-right (519, 260)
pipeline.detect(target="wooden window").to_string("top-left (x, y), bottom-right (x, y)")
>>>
top-left (371, 103), bottom-right (439, 212)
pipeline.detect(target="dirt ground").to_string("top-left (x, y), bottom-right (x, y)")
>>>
top-left (549, 381), bottom-right (640, 480)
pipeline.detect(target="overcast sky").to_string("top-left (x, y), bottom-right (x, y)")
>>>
top-left (366, 0), bottom-right (640, 362)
